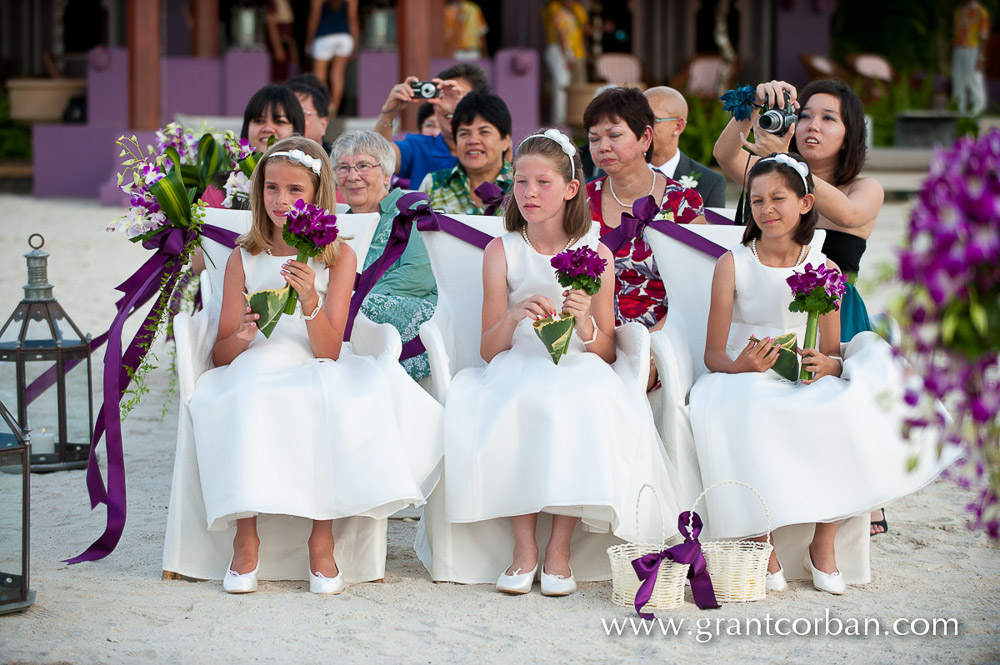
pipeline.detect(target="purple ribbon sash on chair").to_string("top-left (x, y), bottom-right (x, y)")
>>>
top-left (346, 192), bottom-right (493, 361)
top-left (64, 222), bottom-right (238, 563)
top-left (600, 195), bottom-right (731, 260)
top-left (474, 181), bottom-right (506, 217)
top-left (631, 510), bottom-right (720, 618)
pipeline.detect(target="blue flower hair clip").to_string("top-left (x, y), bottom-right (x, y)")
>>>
top-left (720, 85), bottom-right (758, 122)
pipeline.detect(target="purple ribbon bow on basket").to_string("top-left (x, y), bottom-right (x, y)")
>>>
top-left (600, 195), bottom-right (731, 260)
top-left (65, 222), bottom-right (238, 564)
top-left (631, 510), bottom-right (720, 618)
top-left (473, 181), bottom-right (507, 216)
top-left (346, 192), bottom-right (493, 360)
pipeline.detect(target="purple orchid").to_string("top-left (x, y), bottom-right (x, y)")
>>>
top-left (893, 128), bottom-right (1000, 544)
top-left (551, 246), bottom-right (607, 296)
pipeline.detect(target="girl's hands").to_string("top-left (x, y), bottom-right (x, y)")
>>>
top-left (799, 348), bottom-right (842, 384)
top-left (281, 259), bottom-right (318, 311)
top-left (237, 306), bottom-right (259, 342)
top-left (510, 294), bottom-right (557, 322)
top-left (734, 337), bottom-right (780, 373)
top-left (562, 288), bottom-right (593, 327)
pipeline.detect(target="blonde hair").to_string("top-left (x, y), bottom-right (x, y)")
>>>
top-left (503, 131), bottom-right (590, 239)
top-left (242, 136), bottom-right (343, 266)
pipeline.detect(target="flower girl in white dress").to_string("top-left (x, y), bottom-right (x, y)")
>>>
top-left (690, 153), bottom-right (955, 595)
top-left (189, 137), bottom-right (442, 594)
top-left (441, 130), bottom-right (682, 596)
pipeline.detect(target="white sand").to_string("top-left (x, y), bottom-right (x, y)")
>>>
top-left (0, 194), bottom-right (997, 664)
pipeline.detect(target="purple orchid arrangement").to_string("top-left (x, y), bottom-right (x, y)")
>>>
top-left (551, 245), bottom-right (608, 296)
top-left (787, 262), bottom-right (847, 380)
top-left (280, 199), bottom-right (340, 314)
top-left (894, 129), bottom-right (1000, 542)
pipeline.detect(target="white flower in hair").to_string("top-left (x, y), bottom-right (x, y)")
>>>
top-left (273, 148), bottom-right (323, 175)
top-left (541, 128), bottom-right (577, 157)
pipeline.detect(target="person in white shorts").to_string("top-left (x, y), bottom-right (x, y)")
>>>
top-left (308, 0), bottom-right (359, 118)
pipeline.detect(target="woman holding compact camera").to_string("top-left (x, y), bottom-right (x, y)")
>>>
top-left (712, 78), bottom-right (889, 536)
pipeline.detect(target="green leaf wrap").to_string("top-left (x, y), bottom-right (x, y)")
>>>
top-left (245, 286), bottom-right (291, 338)
top-left (532, 313), bottom-right (575, 364)
top-left (750, 332), bottom-right (799, 382)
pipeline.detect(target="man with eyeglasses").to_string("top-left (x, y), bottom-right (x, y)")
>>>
top-left (643, 86), bottom-right (726, 208)
top-left (374, 63), bottom-right (490, 188)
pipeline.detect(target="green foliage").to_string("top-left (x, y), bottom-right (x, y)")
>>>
top-left (679, 96), bottom-right (731, 167)
top-left (0, 89), bottom-right (31, 159)
top-left (863, 72), bottom-right (937, 146)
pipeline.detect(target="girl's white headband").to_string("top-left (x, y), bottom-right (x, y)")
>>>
top-left (757, 153), bottom-right (810, 191)
top-left (518, 128), bottom-right (577, 164)
top-left (270, 149), bottom-right (323, 175)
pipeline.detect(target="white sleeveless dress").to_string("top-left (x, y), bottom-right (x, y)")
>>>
top-left (442, 232), bottom-right (683, 544)
top-left (190, 248), bottom-right (443, 532)
top-left (689, 243), bottom-right (956, 539)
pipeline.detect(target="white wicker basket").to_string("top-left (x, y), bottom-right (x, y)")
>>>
top-left (691, 480), bottom-right (773, 603)
top-left (607, 483), bottom-right (688, 611)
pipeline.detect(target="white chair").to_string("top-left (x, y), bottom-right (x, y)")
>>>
top-left (644, 222), bottom-right (872, 584)
top-left (413, 216), bottom-right (651, 583)
top-left (162, 207), bottom-right (394, 582)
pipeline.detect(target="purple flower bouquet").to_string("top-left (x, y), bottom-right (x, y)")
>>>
top-left (532, 246), bottom-right (607, 364)
top-left (245, 199), bottom-right (339, 337)
top-left (787, 262), bottom-right (847, 380)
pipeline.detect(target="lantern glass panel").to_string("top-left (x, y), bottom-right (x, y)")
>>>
top-left (0, 444), bottom-right (25, 605)
top-left (64, 358), bottom-right (91, 444)
top-left (50, 306), bottom-right (86, 345)
top-left (18, 309), bottom-right (60, 348)
top-left (0, 310), bottom-right (24, 347)
top-left (23, 361), bottom-right (60, 453)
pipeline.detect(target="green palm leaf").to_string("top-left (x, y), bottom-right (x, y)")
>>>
top-left (245, 286), bottom-right (290, 338)
top-left (149, 169), bottom-right (193, 228)
top-left (197, 133), bottom-right (226, 188)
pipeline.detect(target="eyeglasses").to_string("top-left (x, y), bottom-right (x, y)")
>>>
top-left (334, 162), bottom-right (379, 177)
top-left (654, 116), bottom-right (682, 123)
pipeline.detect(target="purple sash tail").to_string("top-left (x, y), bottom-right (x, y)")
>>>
top-left (346, 193), bottom-right (493, 361)
top-left (473, 181), bottom-right (506, 216)
top-left (600, 196), bottom-right (731, 260)
top-left (65, 222), bottom-right (238, 563)
top-left (631, 510), bottom-right (719, 618)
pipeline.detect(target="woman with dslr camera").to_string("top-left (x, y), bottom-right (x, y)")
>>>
top-left (712, 78), bottom-right (889, 537)
top-left (713, 79), bottom-right (883, 344)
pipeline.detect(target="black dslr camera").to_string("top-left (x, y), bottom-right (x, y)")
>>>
top-left (410, 81), bottom-right (439, 99)
top-left (758, 90), bottom-right (796, 136)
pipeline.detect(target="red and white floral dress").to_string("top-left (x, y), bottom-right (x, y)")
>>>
top-left (587, 175), bottom-right (705, 328)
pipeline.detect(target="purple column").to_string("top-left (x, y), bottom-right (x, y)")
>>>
top-left (492, 49), bottom-right (539, 146)
top-left (357, 51), bottom-right (401, 118)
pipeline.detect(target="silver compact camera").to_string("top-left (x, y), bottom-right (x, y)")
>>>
top-left (758, 90), bottom-right (796, 136)
top-left (410, 81), bottom-right (439, 99)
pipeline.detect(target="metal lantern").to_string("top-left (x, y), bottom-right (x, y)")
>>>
top-left (0, 234), bottom-right (93, 472)
top-left (0, 396), bottom-right (33, 614)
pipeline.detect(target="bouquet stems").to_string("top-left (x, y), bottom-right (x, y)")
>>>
top-left (283, 249), bottom-right (309, 315)
top-left (799, 311), bottom-right (819, 381)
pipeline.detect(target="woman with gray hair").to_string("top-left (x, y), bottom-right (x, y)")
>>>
top-left (332, 130), bottom-right (437, 380)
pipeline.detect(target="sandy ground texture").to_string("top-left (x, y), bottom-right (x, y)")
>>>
top-left (0, 194), bottom-right (998, 664)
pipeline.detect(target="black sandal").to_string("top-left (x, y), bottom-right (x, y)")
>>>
top-left (870, 508), bottom-right (888, 537)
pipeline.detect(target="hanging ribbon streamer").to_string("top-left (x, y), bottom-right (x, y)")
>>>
top-left (631, 510), bottom-right (720, 619)
top-left (346, 193), bottom-right (493, 361)
top-left (65, 223), bottom-right (238, 564)
top-left (600, 196), bottom-right (729, 260)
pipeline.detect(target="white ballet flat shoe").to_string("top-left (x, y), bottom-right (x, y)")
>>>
top-left (309, 569), bottom-right (345, 595)
top-left (804, 550), bottom-right (846, 595)
top-left (223, 557), bottom-right (259, 594)
top-left (540, 566), bottom-right (577, 597)
top-left (496, 563), bottom-right (538, 594)
top-left (765, 567), bottom-right (788, 592)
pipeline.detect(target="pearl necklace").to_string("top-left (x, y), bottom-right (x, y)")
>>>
top-left (607, 170), bottom-right (658, 208)
top-left (521, 228), bottom-right (574, 255)
top-left (751, 238), bottom-right (806, 267)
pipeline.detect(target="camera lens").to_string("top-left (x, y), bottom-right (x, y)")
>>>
top-left (420, 83), bottom-right (436, 98)
top-left (758, 110), bottom-right (783, 132)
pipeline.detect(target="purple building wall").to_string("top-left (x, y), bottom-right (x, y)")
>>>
top-left (773, 2), bottom-right (834, 87)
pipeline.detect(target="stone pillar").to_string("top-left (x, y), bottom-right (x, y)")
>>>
top-left (397, 0), bottom-right (445, 131)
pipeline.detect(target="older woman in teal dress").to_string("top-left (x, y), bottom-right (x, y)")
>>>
top-left (332, 130), bottom-right (437, 380)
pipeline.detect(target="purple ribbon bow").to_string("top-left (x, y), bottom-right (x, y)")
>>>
top-left (346, 192), bottom-right (493, 361)
top-left (65, 222), bottom-right (238, 564)
top-left (474, 181), bottom-right (506, 216)
top-left (631, 510), bottom-right (719, 618)
top-left (600, 195), bottom-right (661, 254)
